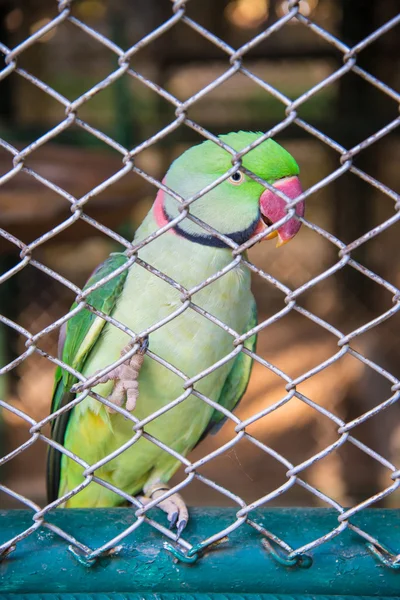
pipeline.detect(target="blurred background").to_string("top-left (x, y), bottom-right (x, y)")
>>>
top-left (0, 0), bottom-right (399, 512)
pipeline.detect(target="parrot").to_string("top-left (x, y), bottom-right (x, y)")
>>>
top-left (47, 131), bottom-right (304, 534)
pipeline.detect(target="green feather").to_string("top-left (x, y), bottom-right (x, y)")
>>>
top-left (196, 298), bottom-right (257, 443)
top-left (47, 252), bottom-right (129, 502)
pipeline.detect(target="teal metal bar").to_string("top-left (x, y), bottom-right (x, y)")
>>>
top-left (0, 508), bottom-right (399, 598)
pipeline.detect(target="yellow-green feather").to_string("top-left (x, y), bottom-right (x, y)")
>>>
top-left (47, 253), bottom-right (129, 502)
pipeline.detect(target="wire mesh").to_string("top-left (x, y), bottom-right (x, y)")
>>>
top-left (0, 0), bottom-right (399, 569)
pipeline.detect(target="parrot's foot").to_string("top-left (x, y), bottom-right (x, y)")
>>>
top-left (95, 337), bottom-right (148, 413)
top-left (139, 482), bottom-right (189, 537)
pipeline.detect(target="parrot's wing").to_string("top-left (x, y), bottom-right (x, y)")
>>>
top-left (196, 297), bottom-right (257, 444)
top-left (47, 252), bottom-right (129, 502)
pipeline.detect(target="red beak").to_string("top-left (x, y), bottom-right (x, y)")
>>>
top-left (255, 176), bottom-right (304, 247)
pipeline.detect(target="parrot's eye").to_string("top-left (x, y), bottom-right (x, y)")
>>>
top-left (228, 171), bottom-right (245, 185)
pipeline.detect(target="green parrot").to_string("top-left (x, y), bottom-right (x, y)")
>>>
top-left (47, 131), bottom-right (304, 534)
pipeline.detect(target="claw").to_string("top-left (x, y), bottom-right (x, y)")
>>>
top-left (138, 336), bottom-right (149, 354)
top-left (97, 337), bottom-right (148, 413)
top-left (176, 519), bottom-right (187, 538)
top-left (142, 482), bottom-right (189, 535)
top-left (169, 511), bottom-right (179, 529)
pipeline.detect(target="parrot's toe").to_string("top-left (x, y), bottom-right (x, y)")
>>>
top-left (96, 340), bottom-right (146, 413)
top-left (169, 511), bottom-right (179, 529)
top-left (105, 380), bottom-right (125, 413)
top-left (142, 482), bottom-right (189, 537)
top-left (162, 497), bottom-right (188, 538)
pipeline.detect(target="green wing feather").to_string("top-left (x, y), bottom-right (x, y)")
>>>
top-left (47, 252), bottom-right (129, 502)
top-left (197, 298), bottom-right (257, 443)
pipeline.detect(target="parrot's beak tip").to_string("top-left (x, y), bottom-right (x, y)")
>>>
top-left (275, 234), bottom-right (289, 248)
top-left (258, 175), bottom-right (304, 248)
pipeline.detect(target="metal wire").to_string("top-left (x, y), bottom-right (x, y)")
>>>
top-left (0, 0), bottom-right (399, 568)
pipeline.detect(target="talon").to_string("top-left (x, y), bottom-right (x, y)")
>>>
top-left (177, 519), bottom-right (187, 538)
top-left (143, 482), bottom-right (189, 534)
top-left (139, 336), bottom-right (149, 354)
top-left (97, 338), bottom-right (147, 413)
top-left (169, 511), bottom-right (179, 529)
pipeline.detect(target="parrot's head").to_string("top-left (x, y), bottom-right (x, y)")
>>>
top-left (161, 131), bottom-right (304, 248)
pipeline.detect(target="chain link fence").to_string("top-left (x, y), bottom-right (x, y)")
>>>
top-left (0, 0), bottom-right (399, 573)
